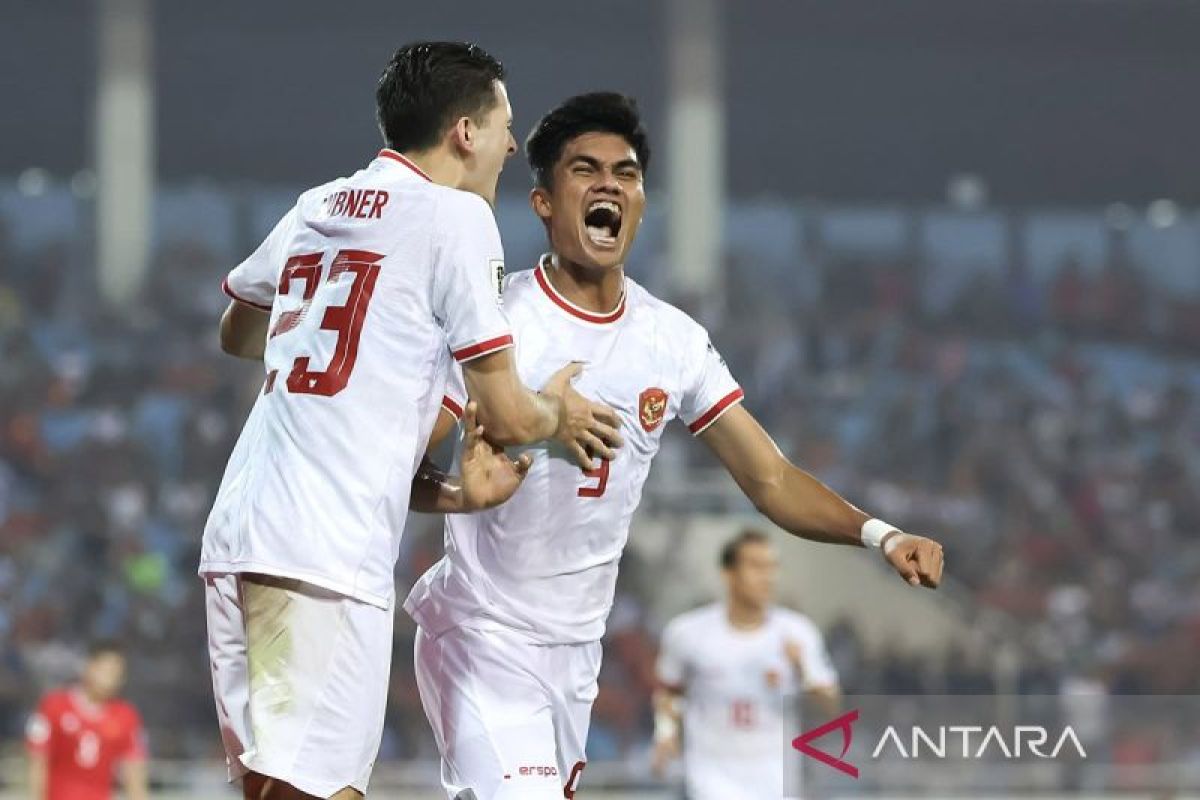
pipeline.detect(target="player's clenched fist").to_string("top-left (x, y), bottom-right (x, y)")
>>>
top-left (460, 402), bottom-right (534, 511)
top-left (540, 361), bottom-right (624, 469)
top-left (881, 532), bottom-right (945, 589)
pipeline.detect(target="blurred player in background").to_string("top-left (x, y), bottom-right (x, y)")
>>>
top-left (25, 640), bottom-right (148, 800)
top-left (653, 530), bottom-right (841, 800)
top-left (201, 42), bottom-right (620, 800)
top-left (405, 92), bottom-right (944, 800)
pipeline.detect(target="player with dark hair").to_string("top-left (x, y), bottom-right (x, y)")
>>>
top-left (25, 641), bottom-right (148, 800)
top-left (655, 531), bottom-right (841, 800)
top-left (406, 91), bottom-right (944, 799)
top-left (203, 43), bottom-right (622, 799)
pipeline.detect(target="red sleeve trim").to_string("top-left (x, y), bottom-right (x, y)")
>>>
top-left (687, 388), bottom-right (745, 434)
top-left (452, 334), bottom-right (514, 363)
top-left (441, 396), bottom-right (464, 419)
top-left (221, 277), bottom-right (273, 312)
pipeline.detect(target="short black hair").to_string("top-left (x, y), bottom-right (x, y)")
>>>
top-left (720, 529), bottom-right (771, 569)
top-left (87, 639), bottom-right (124, 660)
top-left (375, 41), bottom-right (506, 153)
top-left (525, 92), bottom-right (651, 188)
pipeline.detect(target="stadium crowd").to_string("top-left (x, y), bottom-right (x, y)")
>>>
top-left (0, 197), bottom-right (1197, 769)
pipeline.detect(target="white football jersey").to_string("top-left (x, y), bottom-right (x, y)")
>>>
top-left (404, 255), bottom-right (744, 643)
top-left (657, 603), bottom-right (839, 800)
top-left (200, 150), bottom-right (513, 608)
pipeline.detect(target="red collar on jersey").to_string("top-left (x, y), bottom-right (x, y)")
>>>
top-left (535, 254), bottom-right (627, 324)
top-left (377, 149), bottom-right (432, 182)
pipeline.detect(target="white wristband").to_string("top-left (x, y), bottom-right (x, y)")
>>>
top-left (861, 518), bottom-right (899, 549)
top-left (654, 709), bottom-right (679, 743)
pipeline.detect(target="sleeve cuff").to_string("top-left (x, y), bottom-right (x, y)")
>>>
top-left (451, 334), bottom-right (514, 363)
top-left (686, 388), bottom-right (745, 435)
top-left (441, 396), bottom-right (465, 420)
top-left (221, 277), bottom-right (273, 312)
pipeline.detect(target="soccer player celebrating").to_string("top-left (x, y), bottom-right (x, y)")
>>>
top-left (25, 641), bottom-right (148, 800)
top-left (654, 530), bottom-right (842, 800)
top-left (201, 43), bottom-right (622, 800)
top-left (404, 92), bottom-right (948, 799)
top-left (405, 91), bottom-right (945, 800)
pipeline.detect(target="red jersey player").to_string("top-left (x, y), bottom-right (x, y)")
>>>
top-left (25, 641), bottom-right (148, 800)
top-left (405, 93), bottom-right (946, 799)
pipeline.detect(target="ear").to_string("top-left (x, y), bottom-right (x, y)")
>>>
top-left (530, 185), bottom-right (553, 222)
top-left (449, 117), bottom-right (474, 156)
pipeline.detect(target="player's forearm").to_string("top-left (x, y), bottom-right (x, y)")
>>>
top-left (806, 684), bottom-right (842, 719)
top-left (473, 386), bottom-right (560, 446)
top-left (409, 457), bottom-right (467, 513)
top-left (122, 760), bottom-right (150, 800)
top-left (219, 302), bottom-right (269, 360)
top-left (752, 461), bottom-right (870, 547)
top-left (27, 756), bottom-right (47, 800)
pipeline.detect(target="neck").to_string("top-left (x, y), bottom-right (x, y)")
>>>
top-left (726, 598), bottom-right (768, 630)
top-left (545, 252), bottom-right (625, 314)
top-left (396, 146), bottom-right (464, 189)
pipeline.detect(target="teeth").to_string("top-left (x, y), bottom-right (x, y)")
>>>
top-left (588, 200), bottom-right (621, 216)
top-left (586, 226), bottom-right (616, 246)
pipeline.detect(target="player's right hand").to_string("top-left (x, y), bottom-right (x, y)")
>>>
top-left (541, 362), bottom-right (624, 470)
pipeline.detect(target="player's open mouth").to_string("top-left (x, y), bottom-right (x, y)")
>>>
top-left (583, 199), bottom-right (622, 248)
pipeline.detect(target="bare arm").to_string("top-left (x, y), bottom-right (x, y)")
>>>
top-left (120, 759), bottom-right (149, 800)
top-left (700, 405), bottom-right (944, 587)
top-left (463, 353), bottom-right (623, 468)
top-left (806, 684), bottom-right (842, 719)
top-left (700, 405), bottom-right (870, 545)
top-left (28, 752), bottom-right (46, 800)
top-left (218, 300), bottom-right (270, 359)
top-left (650, 684), bottom-right (684, 776)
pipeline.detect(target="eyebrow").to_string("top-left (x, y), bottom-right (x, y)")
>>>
top-left (567, 155), bottom-right (642, 172)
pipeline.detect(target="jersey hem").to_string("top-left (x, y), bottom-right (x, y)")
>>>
top-left (220, 277), bottom-right (273, 312)
top-left (687, 388), bottom-right (745, 434)
top-left (452, 333), bottom-right (514, 362)
top-left (197, 561), bottom-right (390, 609)
top-left (441, 396), bottom-right (464, 419)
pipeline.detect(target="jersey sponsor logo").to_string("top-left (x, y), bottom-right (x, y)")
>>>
top-left (639, 387), bottom-right (668, 432)
top-left (516, 764), bottom-right (558, 777)
top-left (490, 258), bottom-right (505, 305)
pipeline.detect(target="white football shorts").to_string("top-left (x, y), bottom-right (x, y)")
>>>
top-left (414, 623), bottom-right (601, 800)
top-left (204, 572), bottom-right (393, 798)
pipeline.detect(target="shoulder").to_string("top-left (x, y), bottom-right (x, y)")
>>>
top-left (628, 280), bottom-right (711, 344)
top-left (775, 608), bottom-right (823, 639)
top-left (665, 602), bottom-right (721, 637)
top-left (38, 690), bottom-right (67, 713)
top-left (111, 700), bottom-right (143, 726)
top-left (498, 268), bottom-right (539, 306)
top-left (431, 188), bottom-right (497, 233)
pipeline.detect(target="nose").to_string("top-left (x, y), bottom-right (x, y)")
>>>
top-left (594, 168), bottom-right (620, 194)
top-left (505, 131), bottom-right (517, 158)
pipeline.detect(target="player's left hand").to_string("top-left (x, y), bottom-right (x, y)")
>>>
top-left (461, 401), bottom-right (533, 510)
top-left (882, 532), bottom-right (944, 589)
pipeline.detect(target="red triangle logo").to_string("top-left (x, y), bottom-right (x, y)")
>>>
top-left (792, 709), bottom-right (860, 778)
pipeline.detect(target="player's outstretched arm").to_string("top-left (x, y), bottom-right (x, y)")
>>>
top-left (218, 300), bottom-right (270, 360)
top-left (410, 403), bottom-right (532, 513)
top-left (462, 352), bottom-right (623, 469)
top-left (120, 758), bottom-right (150, 800)
top-left (699, 405), bottom-right (944, 589)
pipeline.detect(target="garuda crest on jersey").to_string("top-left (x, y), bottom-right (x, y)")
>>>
top-left (639, 387), bottom-right (668, 432)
